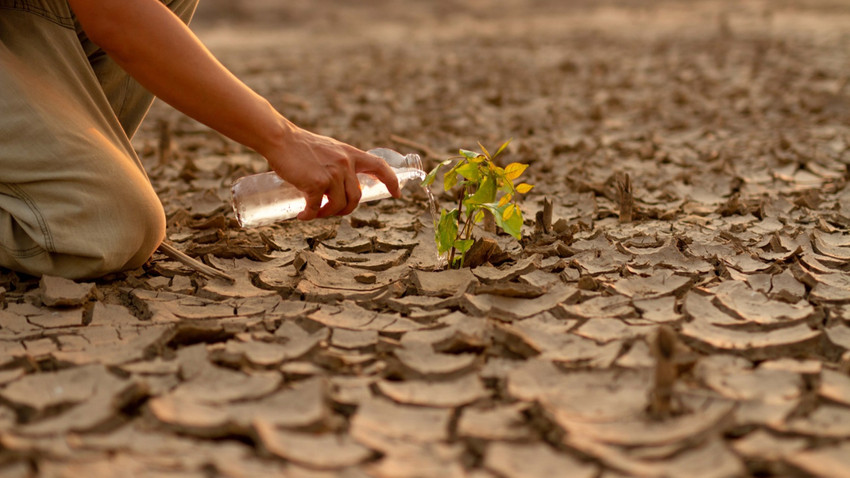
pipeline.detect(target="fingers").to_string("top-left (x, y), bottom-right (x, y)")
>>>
top-left (338, 174), bottom-right (364, 216)
top-left (358, 152), bottom-right (402, 198)
top-left (299, 152), bottom-right (362, 219)
top-left (317, 173), bottom-right (361, 218)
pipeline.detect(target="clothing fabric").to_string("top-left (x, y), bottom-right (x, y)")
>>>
top-left (0, 0), bottom-right (198, 278)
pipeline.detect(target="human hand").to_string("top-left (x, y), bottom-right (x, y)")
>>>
top-left (260, 121), bottom-right (401, 221)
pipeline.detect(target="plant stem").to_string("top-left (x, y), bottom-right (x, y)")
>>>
top-left (460, 207), bottom-right (475, 242)
top-left (448, 186), bottom-right (466, 267)
top-left (455, 183), bottom-right (481, 268)
top-left (458, 210), bottom-right (477, 268)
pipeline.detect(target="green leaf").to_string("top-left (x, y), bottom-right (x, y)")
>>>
top-left (492, 170), bottom-right (510, 191)
top-left (470, 174), bottom-right (497, 205)
top-left (490, 207), bottom-right (504, 230)
top-left (445, 160), bottom-right (462, 177)
top-left (502, 203), bottom-right (516, 220)
top-left (503, 208), bottom-right (523, 239)
top-left (436, 209), bottom-right (458, 254)
top-left (443, 170), bottom-right (458, 191)
top-left (505, 162), bottom-right (529, 181)
top-left (459, 149), bottom-right (481, 160)
top-left (491, 164), bottom-right (505, 178)
top-left (423, 158), bottom-right (454, 186)
top-left (494, 139), bottom-right (512, 158)
top-left (422, 167), bottom-right (440, 187)
top-left (491, 204), bottom-right (523, 240)
top-left (516, 183), bottom-right (534, 194)
top-left (453, 239), bottom-right (474, 254)
top-left (455, 162), bottom-right (481, 181)
top-left (477, 142), bottom-right (492, 159)
top-left (473, 209), bottom-right (486, 223)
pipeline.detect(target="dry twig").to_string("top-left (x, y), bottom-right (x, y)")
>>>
top-left (649, 325), bottom-right (678, 419)
top-left (157, 241), bottom-right (235, 283)
top-left (535, 197), bottom-right (553, 234)
top-left (616, 173), bottom-right (633, 223)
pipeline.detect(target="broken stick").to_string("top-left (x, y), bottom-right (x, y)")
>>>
top-left (616, 172), bottom-right (633, 223)
top-left (157, 241), bottom-right (235, 283)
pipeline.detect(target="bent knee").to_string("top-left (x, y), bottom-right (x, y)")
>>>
top-left (116, 202), bottom-right (166, 270)
top-left (51, 181), bottom-right (166, 279)
top-left (0, 175), bottom-right (166, 279)
top-left (93, 188), bottom-right (166, 273)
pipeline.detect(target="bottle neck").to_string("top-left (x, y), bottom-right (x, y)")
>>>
top-left (403, 153), bottom-right (423, 172)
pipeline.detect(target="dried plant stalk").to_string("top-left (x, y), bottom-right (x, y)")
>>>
top-left (649, 325), bottom-right (677, 419)
top-left (535, 197), bottom-right (553, 234)
top-left (616, 173), bottom-right (633, 223)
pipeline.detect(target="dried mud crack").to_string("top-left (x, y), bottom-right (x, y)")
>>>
top-left (2, 1), bottom-right (850, 477)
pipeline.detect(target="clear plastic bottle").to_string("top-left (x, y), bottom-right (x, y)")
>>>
top-left (231, 148), bottom-right (424, 228)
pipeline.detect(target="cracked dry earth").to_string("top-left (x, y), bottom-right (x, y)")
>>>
top-left (3, 1), bottom-right (850, 477)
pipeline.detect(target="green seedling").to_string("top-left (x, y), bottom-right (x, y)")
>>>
top-left (422, 140), bottom-right (534, 268)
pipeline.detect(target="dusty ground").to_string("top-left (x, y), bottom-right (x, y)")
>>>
top-left (2, 0), bottom-right (850, 476)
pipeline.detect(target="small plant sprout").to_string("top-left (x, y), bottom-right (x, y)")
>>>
top-left (422, 140), bottom-right (534, 268)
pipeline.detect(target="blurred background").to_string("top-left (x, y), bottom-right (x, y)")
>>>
top-left (192, 0), bottom-right (850, 26)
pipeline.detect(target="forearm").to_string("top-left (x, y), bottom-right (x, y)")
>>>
top-left (69, 0), bottom-right (288, 155)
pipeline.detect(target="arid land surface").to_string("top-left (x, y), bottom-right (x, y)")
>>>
top-left (2, 1), bottom-right (850, 477)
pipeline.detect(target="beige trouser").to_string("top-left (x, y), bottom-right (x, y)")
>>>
top-left (0, 0), bottom-right (198, 279)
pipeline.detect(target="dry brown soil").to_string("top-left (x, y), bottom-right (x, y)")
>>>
top-left (2, 0), bottom-right (850, 476)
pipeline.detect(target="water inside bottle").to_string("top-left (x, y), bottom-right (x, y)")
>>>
top-left (358, 168), bottom-right (425, 202)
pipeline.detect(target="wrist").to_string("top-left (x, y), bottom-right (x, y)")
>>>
top-left (250, 102), bottom-right (295, 158)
